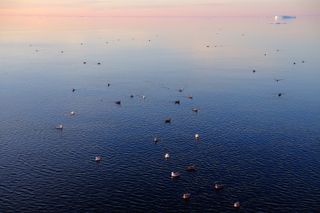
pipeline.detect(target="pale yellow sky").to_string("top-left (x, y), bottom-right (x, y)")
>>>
top-left (0, 0), bottom-right (319, 16)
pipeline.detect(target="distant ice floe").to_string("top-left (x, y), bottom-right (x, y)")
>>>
top-left (270, 15), bottom-right (296, 25)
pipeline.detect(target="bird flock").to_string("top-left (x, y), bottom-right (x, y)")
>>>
top-left (30, 36), bottom-right (307, 210)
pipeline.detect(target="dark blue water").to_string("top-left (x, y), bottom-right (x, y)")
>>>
top-left (0, 16), bottom-right (320, 212)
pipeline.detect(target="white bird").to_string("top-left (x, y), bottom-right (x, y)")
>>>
top-left (171, 171), bottom-right (180, 178)
top-left (195, 133), bottom-right (200, 140)
top-left (95, 156), bottom-right (102, 162)
top-left (56, 124), bottom-right (63, 130)
top-left (70, 111), bottom-right (76, 116)
top-left (233, 202), bottom-right (240, 208)
top-left (182, 193), bottom-right (191, 200)
top-left (164, 153), bottom-right (170, 159)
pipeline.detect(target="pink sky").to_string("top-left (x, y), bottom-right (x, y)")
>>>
top-left (0, 0), bottom-right (319, 17)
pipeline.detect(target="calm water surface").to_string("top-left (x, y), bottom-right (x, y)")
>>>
top-left (0, 16), bottom-right (320, 212)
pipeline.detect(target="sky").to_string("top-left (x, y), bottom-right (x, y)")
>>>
top-left (0, 0), bottom-right (319, 17)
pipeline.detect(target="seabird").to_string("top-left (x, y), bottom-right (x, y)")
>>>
top-left (175, 100), bottom-right (180, 105)
top-left (164, 153), bottom-right (170, 159)
top-left (95, 156), bottom-right (102, 162)
top-left (165, 118), bottom-right (172, 123)
top-left (186, 165), bottom-right (196, 172)
top-left (192, 108), bottom-right (199, 113)
top-left (195, 133), bottom-right (200, 140)
top-left (182, 193), bottom-right (191, 200)
top-left (171, 171), bottom-right (180, 178)
top-left (56, 124), bottom-right (63, 130)
top-left (233, 202), bottom-right (240, 208)
top-left (214, 183), bottom-right (224, 190)
top-left (115, 101), bottom-right (121, 105)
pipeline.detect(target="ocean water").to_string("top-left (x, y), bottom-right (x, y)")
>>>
top-left (0, 16), bottom-right (320, 212)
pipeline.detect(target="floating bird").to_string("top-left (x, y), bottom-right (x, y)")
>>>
top-left (195, 133), bottom-right (200, 140)
top-left (233, 202), bottom-right (240, 208)
top-left (72, 88), bottom-right (76, 92)
top-left (115, 101), bottom-right (121, 105)
top-left (175, 100), bottom-right (181, 105)
top-left (252, 69), bottom-right (256, 73)
top-left (206, 45), bottom-right (210, 48)
top-left (80, 43), bottom-right (83, 45)
top-left (278, 93), bottom-right (283, 97)
top-left (83, 61), bottom-right (87, 64)
top-left (55, 124), bottom-right (63, 130)
top-left (182, 193), bottom-right (191, 200)
top-left (130, 95), bottom-right (134, 98)
top-left (95, 156), bottom-right (102, 162)
top-left (214, 183), bottom-right (224, 190)
top-left (274, 78), bottom-right (284, 82)
top-left (142, 95), bottom-right (146, 99)
top-left (178, 88), bottom-right (184, 93)
top-left (302, 60), bottom-right (305, 63)
top-left (61, 51), bottom-right (64, 53)
top-left (165, 118), bottom-right (172, 123)
top-left (187, 95), bottom-right (193, 99)
top-left (171, 171), bottom-right (180, 178)
top-left (186, 164), bottom-right (196, 172)
top-left (192, 108), bottom-right (199, 113)
top-left (70, 111), bottom-right (76, 116)
top-left (153, 137), bottom-right (159, 143)
top-left (264, 52), bottom-right (267, 56)
top-left (293, 62), bottom-right (296, 65)
top-left (107, 83), bottom-right (111, 87)
top-left (164, 153), bottom-right (170, 159)
top-left (97, 62), bottom-right (101, 65)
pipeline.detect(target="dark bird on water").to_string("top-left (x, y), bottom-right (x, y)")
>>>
top-left (192, 108), bottom-right (199, 113)
top-left (72, 88), bottom-right (76, 92)
top-left (274, 78), bottom-right (284, 82)
top-left (130, 95), bottom-right (134, 98)
top-left (175, 100), bottom-right (181, 105)
top-left (186, 164), bottom-right (196, 172)
top-left (97, 62), bottom-right (101, 65)
top-left (107, 83), bottom-right (111, 87)
top-left (252, 69), bottom-right (256, 73)
top-left (165, 118), bottom-right (172, 123)
top-left (278, 93), bottom-right (283, 97)
top-left (178, 88), bottom-right (184, 93)
top-left (115, 101), bottom-right (121, 105)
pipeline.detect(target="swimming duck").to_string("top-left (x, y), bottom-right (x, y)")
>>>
top-left (70, 111), bottom-right (76, 116)
top-left (175, 100), bottom-right (180, 105)
top-left (115, 101), bottom-right (121, 105)
top-left (187, 95), bottom-right (193, 99)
